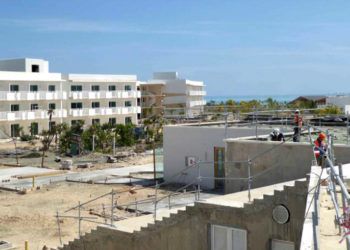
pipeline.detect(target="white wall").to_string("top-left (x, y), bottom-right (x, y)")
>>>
top-left (326, 95), bottom-right (350, 108)
top-left (163, 126), bottom-right (272, 189)
top-left (0, 58), bottom-right (49, 73)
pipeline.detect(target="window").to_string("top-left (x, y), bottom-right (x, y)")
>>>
top-left (91, 85), bottom-right (100, 91)
top-left (48, 85), bottom-right (56, 92)
top-left (31, 104), bottom-right (39, 110)
top-left (109, 101), bottom-right (116, 108)
top-left (71, 120), bottom-right (83, 126)
top-left (30, 122), bottom-right (39, 136)
top-left (137, 98), bottom-right (141, 106)
top-left (125, 101), bottom-right (132, 107)
top-left (10, 104), bottom-right (19, 112)
top-left (30, 85), bottom-right (38, 92)
top-left (10, 124), bottom-right (20, 137)
top-left (92, 102), bottom-right (100, 108)
top-left (71, 103), bottom-right (83, 109)
top-left (49, 103), bottom-right (56, 110)
top-left (92, 119), bottom-right (100, 125)
top-left (71, 85), bottom-right (82, 92)
top-left (109, 118), bottom-right (116, 125)
top-left (108, 85), bottom-right (116, 91)
top-left (31, 64), bottom-right (39, 73)
top-left (10, 85), bottom-right (19, 92)
top-left (211, 225), bottom-right (247, 250)
top-left (124, 85), bottom-right (132, 91)
top-left (125, 117), bottom-right (132, 124)
top-left (49, 121), bottom-right (56, 131)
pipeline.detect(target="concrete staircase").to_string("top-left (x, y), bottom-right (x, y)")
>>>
top-left (57, 207), bottom-right (188, 250)
top-left (57, 179), bottom-right (307, 250)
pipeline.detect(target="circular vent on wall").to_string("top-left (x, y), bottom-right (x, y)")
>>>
top-left (272, 205), bottom-right (290, 224)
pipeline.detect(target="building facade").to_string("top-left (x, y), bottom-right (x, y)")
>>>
top-left (141, 72), bottom-right (206, 118)
top-left (0, 58), bottom-right (141, 137)
top-left (326, 95), bottom-right (350, 111)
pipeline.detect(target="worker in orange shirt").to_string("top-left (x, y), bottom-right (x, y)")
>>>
top-left (314, 133), bottom-right (327, 166)
top-left (293, 109), bottom-right (303, 142)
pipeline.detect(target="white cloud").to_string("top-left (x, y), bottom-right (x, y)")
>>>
top-left (0, 18), bottom-right (215, 36)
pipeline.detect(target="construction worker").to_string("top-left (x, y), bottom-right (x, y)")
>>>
top-left (293, 109), bottom-right (303, 142)
top-left (314, 132), bottom-right (327, 166)
top-left (269, 128), bottom-right (285, 142)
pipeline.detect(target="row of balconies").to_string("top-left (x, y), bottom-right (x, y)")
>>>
top-left (0, 91), bottom-right (141, 101)
top-left (187, 90), bottom-right (207, 96)
top-left (0, 107), bottom-right (141, 121)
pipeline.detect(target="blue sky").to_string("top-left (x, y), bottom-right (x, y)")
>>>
top-left (1, 1), bottom-right (350, 96)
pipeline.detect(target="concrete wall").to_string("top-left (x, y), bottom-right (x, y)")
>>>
top-left (60, 180), bottom-right (307, 250)
top-left (224, 140), bottom-right (350, 194)
top-left (163, 126), bottom-right (272, 189)
top-left (0, 59), bottom-right (26, 72)
top-left (0, 58), bottom-right (49, 73)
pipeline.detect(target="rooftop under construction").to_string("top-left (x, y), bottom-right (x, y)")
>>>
top-left (1, 107), bottom-right (350, 250)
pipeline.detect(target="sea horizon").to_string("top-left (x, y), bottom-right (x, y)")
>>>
top-left (205, 94), bottom-right (299, 103)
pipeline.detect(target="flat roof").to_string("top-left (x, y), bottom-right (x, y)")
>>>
top-left (198, 179), bottom-right (304, 208)
top-left (0, 71), bottom-right (62, 82)
top-left (64, 74), bottom-right (137, 82)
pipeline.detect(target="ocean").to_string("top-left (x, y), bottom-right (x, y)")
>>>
top-left (205, 95), bottom-right (298, 103)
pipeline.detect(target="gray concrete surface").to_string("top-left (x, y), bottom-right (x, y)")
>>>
top-left (0, 164), bottom-right (155, 190)
top-left (224, 140), bottom-right (350, 194)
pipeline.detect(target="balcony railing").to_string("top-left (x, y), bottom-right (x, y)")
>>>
top-left (187, 90), bottom-right (207, 96)
top-left (69, 91), bottom-right (140, 99)
top-left (0, 109), bottom-right (68, 121)
top-left (69, 107), bottom-right (140, 117)
top-left (187, 100), bottom-right (207, 107)
top-left (0, 91), bottom-right (68, 101)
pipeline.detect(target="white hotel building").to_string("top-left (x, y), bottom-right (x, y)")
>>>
top-left (141, 72), bottom-right (206, 118)
top-left (0, 58), bottom-right (141, 137)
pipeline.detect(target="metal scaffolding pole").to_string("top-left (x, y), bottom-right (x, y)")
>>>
top-left (248, 160), bottom-right (252, 202)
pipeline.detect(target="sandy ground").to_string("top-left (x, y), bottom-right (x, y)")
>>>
top-left (0, 139), bottom-right (153, 170)
top-left (0, 140), bottom-right (158, 249)
top-left (319, 186), bottom-right (347, 250)
top-left (0, 181), bottom-right (168, 250)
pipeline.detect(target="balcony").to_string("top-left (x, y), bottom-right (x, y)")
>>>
top-left (0, 91), bottom-right (68, 101)
top-left (187, 100), bottom-right (207, 107)
top-left (187, 90), bottom-right (207, 96)
top-left (69, 91), bottom-right (140, 100)
top-left (0, 109), bottom-right (68, 121)
top-left (69, 107), bottom-right (140, 117)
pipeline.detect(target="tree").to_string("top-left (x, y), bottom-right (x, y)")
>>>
top-left (315, 105), bottom-right (342, 116)
top-left (59, 121), bottom-right (85, 154)
top-left (40, 129), bottom-right (55, 168)
top-left (265, 97), bottom-right (280, 110)
top-left (143, 114), bottom-right (166, 144)
top-left (40, 109), bottom-right (55, 167)
top-left (114, 124), bottom-right (136, 147)
top-left (53, 123), bottom-right (69, 151)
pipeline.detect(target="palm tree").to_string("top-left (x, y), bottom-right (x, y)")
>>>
top-left (40, 109), bottom-right (55, 168)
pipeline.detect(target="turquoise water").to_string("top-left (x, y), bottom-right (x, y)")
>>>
top-left (205, 95), bottom-right (298, 103)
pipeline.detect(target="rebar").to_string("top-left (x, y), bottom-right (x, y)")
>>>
top-left (111, 191), bottom-right (115, 227)
top-left (56, 210), bottom-right (62, 245)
